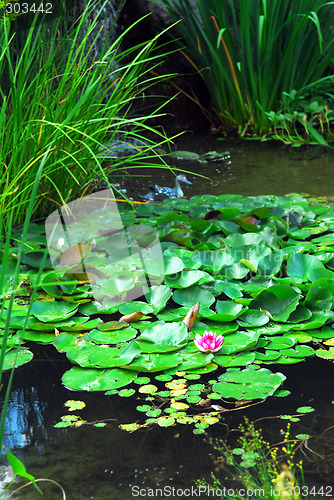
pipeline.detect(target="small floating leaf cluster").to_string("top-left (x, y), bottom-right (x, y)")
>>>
top-left (2, 193), bottom-right (334, 425)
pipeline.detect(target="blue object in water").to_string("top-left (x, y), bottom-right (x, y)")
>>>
top-left (139, 174), bottom-right (192, 201)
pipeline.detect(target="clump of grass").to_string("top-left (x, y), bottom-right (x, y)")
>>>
top-left (160, 0), bottom-right (334, 144)
top-left (0, 0), bottom-right (175, 234)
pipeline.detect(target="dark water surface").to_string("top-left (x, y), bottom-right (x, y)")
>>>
top-left (2, 138), bottom-right (334, 499)
top-left (123, 135), bottom-right (334, 200)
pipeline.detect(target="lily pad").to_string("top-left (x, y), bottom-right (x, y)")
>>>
top-left (31, 301), bottom-right (78, 322)
top-left (2, 348), bottom-right (34, 371)
top-left (250, 284), bottom-right (300, 322)
top-left (125, 352), bottom-right (183, 372)
top-left (88, 327), bottom-right (137, 344)
top-left (213, 367), bottom-right (286, 400)
top-left (135, 322), bottom-right (188, 353)
top-left (62, 366), bottom-right (137, 391)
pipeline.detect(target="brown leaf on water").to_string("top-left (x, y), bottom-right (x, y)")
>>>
top-left (119, 311), bottom-right (144, 323)
top-left (182, 302), bottom-right (200, 331)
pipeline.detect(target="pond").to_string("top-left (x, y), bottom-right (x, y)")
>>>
top-left (2, 136), bottom-right (334, 499)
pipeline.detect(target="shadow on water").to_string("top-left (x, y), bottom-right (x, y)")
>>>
top-left (2, 136), bottom-right (334, 498)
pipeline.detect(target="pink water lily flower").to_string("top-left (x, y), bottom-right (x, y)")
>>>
top-left (194, 330), bottom-right (223, 353)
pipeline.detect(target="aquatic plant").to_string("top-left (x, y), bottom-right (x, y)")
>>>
top-left (160, 0), bottom-right (334, 144)
top-left (0, 0), bottom-right (176, 233)
top-left (197, 419), bottom-right (306, 500)
top-left (194, 330), bottom-right (223, 353)
top-left (3, 192), bottom-right (334, 433)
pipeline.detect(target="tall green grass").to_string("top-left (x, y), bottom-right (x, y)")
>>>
top-left (160, 0), bottom-right (334, 142)
top-left (0, 0), bottom-right (175, 234)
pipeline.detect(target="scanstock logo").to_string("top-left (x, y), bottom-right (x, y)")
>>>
top-left (45, 189), bottom-right (164, 304)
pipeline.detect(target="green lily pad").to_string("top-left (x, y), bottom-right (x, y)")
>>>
top-left (172, 286), bottom-right (215, 307)
top-left (265, 337), bottom-right (296, 350)
top-left (2, 348), bottom-right (33, 371)
top-left (213, 367), bottom-right (286, 400)
top-left (218, 331), bottom-right (261, 355)
top-left (126, 352), bottom-right (183, 372)
top-left (175, 351), bottom-right (213, 371)
top-left (315, 347), bottom-right (334, 359)
top-left (62, 366), bottom-right (137, 391)
top-left (286, 253), bottom-right (324, 281)
top-left (201, 301), bottom-right (245, 322)
top-left (279, 345), bottom-right (314, 358)
top-left (237, 309), bottom-right (270, 327)
top-left (296, 406), bottom-right (314, 414)
top-left (145, 285), bottom-right (172, 314)
top-left (250, 284), bottom-right (300, 322)
top-left (20, 331), bottom-right (55, 344)
top-left (88, 327), bottom-right (137, 344)
top-left (118, 302), bottom-right (154, 315)
top-left (69, 340), bottom-right (140, 368)
top-left (53, 332), bottom-right (78, 351)
top-left (31, 301), bottom-right (78, 322)
top-left (135, 322), bottom-right (188, 353)
top-left (214, 351), bottom-right (256, 367)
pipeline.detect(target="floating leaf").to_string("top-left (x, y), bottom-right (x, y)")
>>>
top-left (62, 367), bottom-right (137, 391)
top-left (250, 285), bottom-right (300, 322)
top-left (2, 349), bottom-right (33, 371)
top-left (136, 405), bottom-right (151, 412)
top-left (125, 352), bottom-right (183, 372)
top-left (146, 285), bottom-right (173, 314)
top-left (213, 367), bottom-right (286, 400)
top-left (170, 401), bottom-right (189, 410)
top-left (134, 376), bottom-right (151, 385)
top-left (119, 423), bottom-right (141, 432)
top-left (157, 416), bottom-right (175, 427)
top-left (88, 327), bottom-right (137, 344)
top-left (135, 322), bottom-right (188, 353)
top-left (31, 301), bottom-right (78, 322)
top-left (64, 400), bottom-right (86, 411)
top-left (138, 384), bottom-right (158, 394)
top-left (296, 406), bottom-right (314, 414)
top-left (296, 434), bottom-right (310, 440)
top-left (119, 388), bottom-right (136, 397)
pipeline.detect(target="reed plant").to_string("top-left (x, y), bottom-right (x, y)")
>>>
top-left (160, 0), bottom-right (334, 143)
top-left (0, 0), bottom-right (175, 234)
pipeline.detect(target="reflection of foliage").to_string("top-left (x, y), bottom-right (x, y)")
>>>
top-left (197, 419), bottom-right (306, 500)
